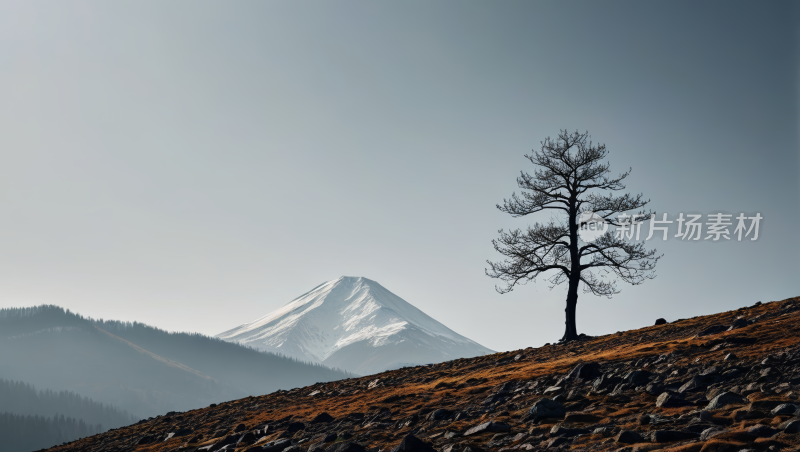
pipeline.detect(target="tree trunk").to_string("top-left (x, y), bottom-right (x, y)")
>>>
top-left (561, 277), bottom-right (579, 342)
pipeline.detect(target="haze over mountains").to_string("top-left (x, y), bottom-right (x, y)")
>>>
top-left (216, 276), bottom-right (494, 375)
top-left (0, 306), bottom-right (352, 421)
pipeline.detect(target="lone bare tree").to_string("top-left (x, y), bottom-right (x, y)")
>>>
top-left (486, 130), bottom-right (661, 342)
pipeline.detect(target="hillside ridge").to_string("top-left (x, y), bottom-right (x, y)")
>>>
top-left (44, 296), bottom-right (800, 452)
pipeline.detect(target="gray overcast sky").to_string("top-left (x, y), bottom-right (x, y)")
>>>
top-left (0, 1), bottom-right (797, 353)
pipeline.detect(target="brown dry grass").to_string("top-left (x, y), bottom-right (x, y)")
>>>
top-left (44, 296), bottom-right (800, 452)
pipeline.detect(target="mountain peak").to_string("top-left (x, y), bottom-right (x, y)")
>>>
top-left (216, 277), bottom-right (493, 374)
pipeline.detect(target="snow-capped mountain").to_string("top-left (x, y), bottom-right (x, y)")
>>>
top-left (215, 276), bottom-right (494, 375)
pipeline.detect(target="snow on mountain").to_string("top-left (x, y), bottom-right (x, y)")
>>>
top-left (215, 276), bottom-right (494, 375)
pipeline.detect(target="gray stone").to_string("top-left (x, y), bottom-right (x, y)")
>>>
top-left (311, 412), bottom-right (335, 423)
top-left (615, 430), bottom-right (642, 444)
top-left (528, 398), bottom-right (566, 418)
top-left (745, 424), bottom-right (780, 437)
top-left (650, 430), bottom-right (700, 443)
top-left (698, 325), bottom-right (727, 336)
top-left (426, 409), bottom-right (451, 421)
top-left (546, 437), bottom-right (570, 448)
top-left (325, 442), bottom-right (366, 452)
top-left (592, 427), bottom-right (615, 437)
top-left (656, 392), bottom-right (684, 408)
top-left (464, 421), bottom-right (510, 436)
top-left (706, 392), bottom-right (747, 410)
top-left (563, 362), bottom-right (602, 383)
top-left (391, 434), bottom-right (436, 452)
top-left (700, 428), bottom-right (727, 441)
top-left (771, 403), bottom-right (797, 415)
top-left (622, 370), bottom-right (652, 386)
top-left (728, 318), bottom-right (749, 330)
top-left (779, 419), bottom-right (800, 433)
top-left (237, 432), bottom-right (257, 446)
top-left (260, 439), bottom-right (293, 452)
top-left (549, 424), bottom-right (589, 438)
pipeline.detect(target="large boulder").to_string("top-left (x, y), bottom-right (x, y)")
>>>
top-left (528, 398), bottom-right (566, 418)
top-left (286, 422), bottom-right (305, 433)
top-left (654, 318), bottom-right (667, 326)
top-left (563, 362), bottom-right (602, 383)
top-left (615, 430), bottom-right (642, 444)
top-left (311, 412), bottom-right (335, 423)
top-left (591, 374), bottom-right (621, 392)
top-left (678, 375), bottom-right (716, 393)
top-left (391, 434), bottom-right (436, 452)
top-left (706, 392), bottom-right (748, 410)
top-left (656, 392), bottom-right (684, 408)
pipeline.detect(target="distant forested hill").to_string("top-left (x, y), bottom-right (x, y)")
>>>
top-left (94, 318), bottom-right (354, 397)
top-left (0, 379), bottom-right (136, 429)
top-left (0, 412), bottom-right (102, 452)
top-left (0, 305), bottom-right (353, 419)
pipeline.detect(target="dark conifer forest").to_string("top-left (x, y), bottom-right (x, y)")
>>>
top-left (0, 412), bottom-right (103, 452)
top-left (0, 378), bottom-right (136, 428)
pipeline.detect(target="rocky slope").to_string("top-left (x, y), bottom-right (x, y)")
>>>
top-left (44, 296), bottom-right (800, 452)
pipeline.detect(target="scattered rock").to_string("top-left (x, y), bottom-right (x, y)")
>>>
top-left (563, 362), bottom-right (602, 383)
top-left (549, 423), bottom-right (588, 438)
top-left (615, 430), bottom-right (642, 444)
top-left (427, 409), bottom-right (453, 421)
top-left (780, 419), bottom-right (800, 433)
top-left (593, 426), bottom-right (615, 437)
top-left (706, 392), bottom-right (747, 410)
top-left (728, 318), bottom-right (749, 330)
top-left (650, 430), bottom-right (700, 443)
top-left (546, 436), bottom-right (571, 448)
top-left (286, 421), bottom-right (305, 433)
top-left (622, 370), bottom-right (652, 386)
top-left (528, 398), bottom-right (566, 418)
top-left (323, 433), bottom-right (337, 442)
top-left (258, 439), bottom-right (293, 452)
top-left (563, 412), bottom-right (602, 423)
top-left (746, 424), bottom-right (780, 437)
top-left (237, 432), bottom-right (257, 445)
top-left (770, 403), bottom-right (797, 415)
top-left (700, 427), bottom-right (727, 441)
top-left (326, 441), bottom-right (366, 452)
top-left (464, 421), bottom-right (510, 436)
top-left (698, 325), bottom-right (727, 337)
top-left (656, 392), bottom-right (684, 408)
top-left (311, 412), bottom-right (335, 423)
top-left (391, 434), bottom-right (436, 452)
